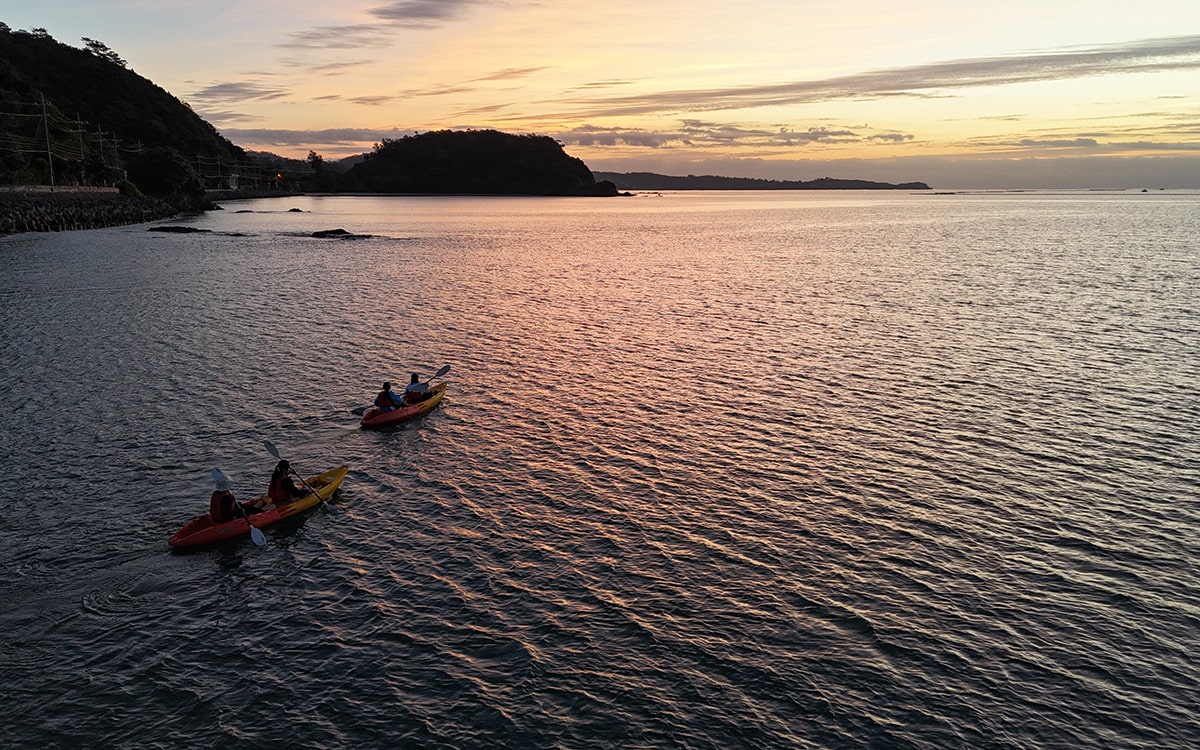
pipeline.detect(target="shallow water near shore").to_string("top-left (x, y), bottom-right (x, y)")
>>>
top-left (1, 190), bottom-right (1198, 748)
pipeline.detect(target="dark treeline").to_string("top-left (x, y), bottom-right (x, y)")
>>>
top-left (309, 130), bottom-right (618, 197)
top-left (594, 172), bottom-right (931, 191)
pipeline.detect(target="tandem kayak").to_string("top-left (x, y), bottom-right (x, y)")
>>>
top-left (360, 383), bottom-right (447, 428)
top-left (169, 466), bottom-right (349, 549)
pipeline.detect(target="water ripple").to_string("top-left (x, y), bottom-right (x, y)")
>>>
top-left (3, 193), bottom-right (1199, 748)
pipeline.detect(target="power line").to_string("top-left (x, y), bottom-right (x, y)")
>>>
top-left (1, 96), bottom-right (307, 188)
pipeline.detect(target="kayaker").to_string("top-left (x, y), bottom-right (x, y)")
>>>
top-left (404, 372), bottom-right (431, 404)
top-left (374, 381), bottom-right (404, 413)
top-left (209, 473), bottom-right (260, 523)
top-left (268, 460), bottom-right (308, 505)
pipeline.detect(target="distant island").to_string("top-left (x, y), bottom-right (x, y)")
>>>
top-left (592, 172), bottom-right (930, 191)
top-left (313, 130), bottom-right (619, 197)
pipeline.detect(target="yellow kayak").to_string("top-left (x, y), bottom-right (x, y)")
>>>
top-left (169, 466), bottom-right (348, 548)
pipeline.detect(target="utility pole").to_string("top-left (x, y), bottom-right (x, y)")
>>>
top-left (77, 114), bottom-right (86, 185)
top-left (96, 127), bottom-right (105, 185)
top-left (41, 93), bottom-right (55, 187)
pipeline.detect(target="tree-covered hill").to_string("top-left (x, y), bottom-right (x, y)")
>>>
top-left (334, 130), bottom-right (618, 196)
top-left (0, 24), bottom-right (252, 205)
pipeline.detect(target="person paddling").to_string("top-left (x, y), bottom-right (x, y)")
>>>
top-left (404, 372), bottom-right (431, 404)
top-left (374, 381), bottom-right (404, 413)
top-left (209, 472), bottom-right (262, 523)
top-left (268, 460), bottom-right (308, 505)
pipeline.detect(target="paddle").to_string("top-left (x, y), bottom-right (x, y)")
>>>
top-left (263, 440), bottom-right (330, 511)
top-left (352, 364), bottom-right (450, 415)
top-left (211, 468), bottom-right (266, 547)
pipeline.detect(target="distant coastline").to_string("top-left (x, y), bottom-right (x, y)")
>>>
top-left (592, 172), bottom-right (930, 191)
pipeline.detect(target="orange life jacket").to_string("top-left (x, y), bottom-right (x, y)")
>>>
top-left (209, 491), bottom-right (238, 522)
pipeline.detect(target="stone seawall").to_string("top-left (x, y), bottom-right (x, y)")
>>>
top-left (0, 191), bottom-right (179, 235)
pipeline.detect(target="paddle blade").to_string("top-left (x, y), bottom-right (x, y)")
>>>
top-left (431, 364), bottom-right (450, 379)
top-left (351, 406), bottom-right (368, 416)
top-left (250, 525), bottom-right (266, 546)
top-left (263, 440), bottom-right (281, 459)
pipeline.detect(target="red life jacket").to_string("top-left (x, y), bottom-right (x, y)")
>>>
top-left (269, 473), bottom-right (302, 504)
top-left (209, 491), bottom-right (237, 522)
top-left (375, 390), bottom-right (396, 408)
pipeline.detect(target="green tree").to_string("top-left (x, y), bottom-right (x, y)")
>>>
top-left (81, 38), bottom-right (127, 68)
top-left (124, 146), bottom-right (206, 208)
top-left (302, 150), bottom-right (342, 192)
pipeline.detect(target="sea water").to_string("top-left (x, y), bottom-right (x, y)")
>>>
top-left (1, 190), bottom-right (1197, 748)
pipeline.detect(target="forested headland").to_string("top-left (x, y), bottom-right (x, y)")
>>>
top-left (309, 130), bottom-right (618, 197)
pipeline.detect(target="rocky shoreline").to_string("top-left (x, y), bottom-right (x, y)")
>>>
top-left (0, 188), bottom-right (310, 235)
top-left (0, 190), bottom-right (179, 235)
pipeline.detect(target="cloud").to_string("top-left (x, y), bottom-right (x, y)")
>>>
top-left (552, 121), bottom-right (915, 150)
top-left (399, 84), bottom-right (478, 98)
top-left (197, 110), bottom-right (265, 126)
top-left (280, 24), bottom-right (397, 50)
top-left (450, 102), bottom-right (517, 118)
top-left (956, 132), bottom-right (1200, 155)
top-left (471, 67), bottom-right (548, 82)
top-left (1014, 138), bottom-right (1101, 148)
top-left (547, 35), bottom-right (1200, 118)
top-left (971, 114), bottom-right (1026, 122)
top-left (574, 80), bottom-right (638, 91)
top-left (369, 0), bottom-right (489, 26)
top-left (558, 125), bottom-right (679, 148)
top-left (336, 69), bottom-right (545, 111)
top-left (1112, 141), bottom-right (1200, 151)
top-left (348, 95), bottom-right (399, 106)
top-left (189, 82), bottom-right (291, 103)
top-left (278, 1), bottom-right (499, 57)
top-left (777, 127), bottom-right (859, 145)
top-left (278, 58), bottom-right (376, 75)
top-left (221, 127), bottom-right (415, 147)
top-left (307, 82), bottom-right (487, 110)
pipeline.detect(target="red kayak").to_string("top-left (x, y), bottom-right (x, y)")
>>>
top-left (360, 383), bottom-right (447, 428)
top-left (169, 466), bottom-right (348, 549)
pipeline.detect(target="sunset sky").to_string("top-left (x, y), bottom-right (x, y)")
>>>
top-left (5, 1), bottom-right (1199, 188)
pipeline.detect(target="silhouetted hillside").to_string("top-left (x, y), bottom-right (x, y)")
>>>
top-left (594, 172), bottom-right (930, 191)
top-left (335, 130), bottom-right (618, 196)
top-left (0, 24), bottom-right (254, 206)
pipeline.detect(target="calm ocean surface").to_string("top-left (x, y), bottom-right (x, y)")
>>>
top-left (1, 190), bottom-right (1197, 749)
